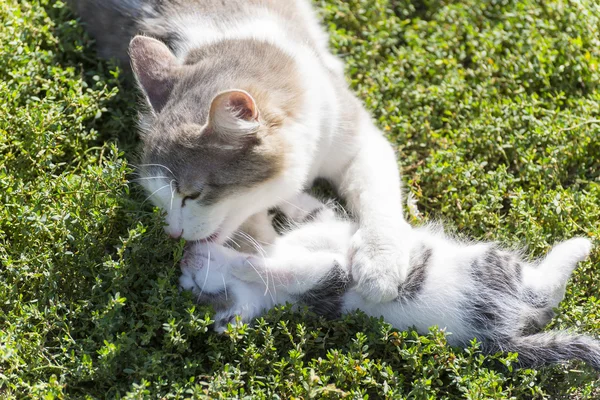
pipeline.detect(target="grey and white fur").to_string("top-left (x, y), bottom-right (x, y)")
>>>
top-left (180, 192), bottom-right (600, 370)
top-left (69, 0), bottom-right (413, 305)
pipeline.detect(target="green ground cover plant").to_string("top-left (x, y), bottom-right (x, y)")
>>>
top-left (1, 0), bottom-right (599, 398)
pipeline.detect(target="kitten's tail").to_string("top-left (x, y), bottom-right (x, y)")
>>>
top-left (505, 331), bottom-right (600, 371)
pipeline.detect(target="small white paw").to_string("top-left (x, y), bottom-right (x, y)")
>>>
top-left (179, 268), bottom-right (198, 292)
top-left (213, 303), bottom-right (263, 333)
top-left (178, 243), bottom-right (233, 296)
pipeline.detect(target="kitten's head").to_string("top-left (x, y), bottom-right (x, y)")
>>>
top-left (130, 36), bottom-right (305, 242)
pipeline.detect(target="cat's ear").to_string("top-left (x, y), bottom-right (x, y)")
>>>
top-left (208, 90), bottom-right (260, 139)
top-left (129, 35), bottom-right (179, 113)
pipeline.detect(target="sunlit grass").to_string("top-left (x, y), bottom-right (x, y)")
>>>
top-left (1, 0), bottom-right (599, 397)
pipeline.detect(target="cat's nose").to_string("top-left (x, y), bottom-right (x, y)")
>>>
top-left (169, 229), bottom-right (184, 239)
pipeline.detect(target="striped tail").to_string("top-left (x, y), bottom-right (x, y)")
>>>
top-left (505, 331), bottom-right (600, 370)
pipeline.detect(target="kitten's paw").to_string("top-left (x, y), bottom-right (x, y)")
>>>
top-left (179, 247), bottom-right (209, 292)
top-left (179, 267), bottom-right (199, 292)
top-left (178, 243), bottom-right (233, 295)
top-left (350, 229), bottom-right (408, 303)
top-left (213, 303), bottom-right (263, 333)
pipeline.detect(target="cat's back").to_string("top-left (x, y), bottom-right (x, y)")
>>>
top-left (161, 0), bottom-right (305, 21)
top-left (149, 0), bottom-right (329, 58)
top-left (71, 0), bottom-right (330, 64)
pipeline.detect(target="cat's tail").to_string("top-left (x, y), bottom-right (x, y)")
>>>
top-left (504, 331), bottom-right (600, 371)
top-left (67, 0), bottom-right (154, 65)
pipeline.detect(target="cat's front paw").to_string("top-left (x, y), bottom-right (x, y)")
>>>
top-left (350, 229), bottom-right (408, 303)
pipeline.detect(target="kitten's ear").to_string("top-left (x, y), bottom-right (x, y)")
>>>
top-left (129, 36), bottom-right (179, 113)
top-left (208, 90), bottom-right (260, 139)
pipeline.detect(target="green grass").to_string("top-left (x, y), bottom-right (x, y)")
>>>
top-left (1, 0), bottom-right (599, 398)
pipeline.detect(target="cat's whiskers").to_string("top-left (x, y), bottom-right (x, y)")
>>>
top-left (206, 237), bottom-right (229, 301)
top-left (235, 231), bottom-right (278, 299)
top-left (129, 176), bottom-right (171, 183)
top-left (226, 235), bottom-right (242, 249)
top-left (276, 197), bottom-right (309, 214)
top-left (197, 242), bottom-right (212, 297)
top-left (133, 163), bottom-right (176, 178)
top-left (235, 231), bottom-right (267, 257)
top-left (143, 184), bottom-right (170, 203)
top-left (169, 179), bottom-right (176, 211)
top-left (234, 231), bottom-right (278, 297)
top-left (221, 273), bottom-right (228, 301)
top-left (246, 258), bottom-right (275, 303)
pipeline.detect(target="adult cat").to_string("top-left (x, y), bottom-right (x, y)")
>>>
top-left (69, 0), bottom-right (409, 302)
top-left (180, 192), bottom-right (600, 370)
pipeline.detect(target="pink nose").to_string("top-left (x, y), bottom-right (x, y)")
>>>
top-left (169, 229), bottom-right (184, 239)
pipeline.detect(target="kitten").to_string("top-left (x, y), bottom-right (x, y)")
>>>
top-left (179, 192), bottom-right (600, 370)
top-left (69, 0), bottom-right (410, 303)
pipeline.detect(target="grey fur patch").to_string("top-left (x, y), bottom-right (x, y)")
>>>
top-left (299, 262), bottom-right (350, 319)
top-left (195, 290), bottom-right (231, 311)
top-left (477, 248), bottom-right (520, 293)
top-left (467, 298), bottom-right (501, 331)
top-left (301, 206), bottom-right (326, 224)
top-left (519, 309), bottom-right (555, 336)
top-left (465, 247), bottom-right (522, 331)
top-left (499, 332), bottom-right (600, 370)
top-left (269, 208), bottom-right (293, 236)
top-left (521, 288), bottom-right (550, 309)
top-left (396, 246), bottom-right (431, 303)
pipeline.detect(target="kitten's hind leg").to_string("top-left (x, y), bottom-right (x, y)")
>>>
top-left (524, 238), bottom-right (592, 306)
top-left (541, 237), bottom-right (593, 268)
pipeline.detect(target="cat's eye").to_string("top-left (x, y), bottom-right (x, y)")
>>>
top-left (182, 192), bottom-right (202, 206)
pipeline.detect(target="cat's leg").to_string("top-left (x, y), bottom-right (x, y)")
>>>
top-left (524, 238), bottom-right (592, 306)
top-left (329, 118), bottom-right (409, 303)
top-left (231, 246), bottom-right (348, 296)
top-left (539, 237), bottom-right (592, 274)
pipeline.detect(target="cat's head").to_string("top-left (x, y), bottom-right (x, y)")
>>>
top-left (130, 36), bottom-right (305, 243)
